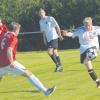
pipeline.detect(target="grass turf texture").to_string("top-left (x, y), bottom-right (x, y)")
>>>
top-left (0, 49), bottom-right (100, 100)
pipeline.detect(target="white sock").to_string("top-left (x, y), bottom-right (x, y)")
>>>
top-left (96, 78), bottom-right (100, 82)
top-left (28, 75), bottom-right (47, 93)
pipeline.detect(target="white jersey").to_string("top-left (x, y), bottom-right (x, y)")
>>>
top-left (39, 16), bottom-right (58, 42)
top-left (73, 26), bottom-right (100, 54)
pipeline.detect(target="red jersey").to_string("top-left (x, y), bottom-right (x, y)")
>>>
top-left (0, 31), bottom-right (18, 67)
top-left (0, 24), bottom-right (8, 40)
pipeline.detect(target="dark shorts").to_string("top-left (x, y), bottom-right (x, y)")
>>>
top-left (80, 46), bottom-right (97, 64)
top-left (47, 39), bottom-right (58, 49)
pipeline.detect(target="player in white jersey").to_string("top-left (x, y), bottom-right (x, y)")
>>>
top-left (39, 8), bottom-right (63, 72)
top-left (62, 17), bottom-right (100, 88)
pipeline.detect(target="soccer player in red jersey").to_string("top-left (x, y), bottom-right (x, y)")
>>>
top-left (0, 22), bottom-right (56, 96)
top-left (0, 17), bottom-right (8, 41)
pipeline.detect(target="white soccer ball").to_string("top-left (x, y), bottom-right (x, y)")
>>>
top-left (87, 48), bottom-right (97, 60)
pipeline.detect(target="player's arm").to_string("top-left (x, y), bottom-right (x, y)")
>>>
top-left (51, 16), bottom-right (63, 40)
top-left (6, 35), bottom-right (16, 67)
top-left (61, 30), bottom-right (73, 37)
top-left (55, 24), bottom-right (63, 40)
top-left (7, 47), bottom-right (15, 67)
top-left (4, 24), bottom-right (8, 32)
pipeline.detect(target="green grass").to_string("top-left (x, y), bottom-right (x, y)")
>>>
top-left (0, 49), bottom-right (100, 100)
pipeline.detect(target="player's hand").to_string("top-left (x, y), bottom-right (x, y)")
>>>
top-left (61, 30), bottom-right (68, 36)
top-left (59, 35), bottom-right (64, 41)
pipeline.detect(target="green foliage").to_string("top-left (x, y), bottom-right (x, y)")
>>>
top-left (0, 0), bottom-right (100, 30)
top-left (1, 0), bottom-right (100, 51)
top-left (0, 0), bottom-right (40, 31)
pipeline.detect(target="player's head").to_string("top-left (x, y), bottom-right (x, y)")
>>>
top-left (9, 22), bottom-right (21, 35)
top-left (39, 8), bottom-right (46, 18)
top-left (83, 17), bottom-right (93, 30)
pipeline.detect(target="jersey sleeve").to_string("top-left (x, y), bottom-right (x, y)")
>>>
top-left (8, 35), bottom-right (17, 49)
top-left (95, 26), bottom-right (100, 35)
top-left (72, 29), bottom-right (81, 38)
top-left (3, 25), bottom-right (8, 33)
top-left (50, 16), bottom-right (58, 27)
top-left (72, 26), bottom-right (84, 38)
top-left (0, 34), bottom-right (17, 51)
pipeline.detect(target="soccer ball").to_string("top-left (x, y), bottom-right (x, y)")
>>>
top-left (87, 48), bottom-right (97, 60)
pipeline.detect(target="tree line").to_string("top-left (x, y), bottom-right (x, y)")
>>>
top-left (1, 0), bottom-right (100, 31)
top-left (0, 0), bottom-right (100, 51)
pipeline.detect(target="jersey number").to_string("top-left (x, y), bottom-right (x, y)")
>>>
top-left (1, 38), bottom-right (6, 49)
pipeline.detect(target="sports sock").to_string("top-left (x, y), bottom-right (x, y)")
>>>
top-left (96, 79), bottom-right (100, 85)
top-left (56, 56), bottom-right (61, 66)
top-left (88, 69), bottom-right (98, 81)
top-left (50, 55), bottom-right (58, 64)
top-left (28, 75), bottom-right (47, 93)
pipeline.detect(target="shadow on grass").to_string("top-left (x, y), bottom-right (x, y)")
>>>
top-left (66, 69), bottom-right (84, 71)
top-left (0, 89), bottom-right (40, 94)
top-left (66, 69), bottom-right (100, 72)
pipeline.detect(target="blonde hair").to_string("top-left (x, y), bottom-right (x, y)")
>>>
top-left (83, 17), bottom-right (92, 24)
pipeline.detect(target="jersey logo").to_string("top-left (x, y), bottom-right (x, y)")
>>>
top-left (45, 21), bottom-right (48, 24)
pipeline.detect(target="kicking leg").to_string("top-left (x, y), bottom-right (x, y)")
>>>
top-left (22, 70), bottom-right (56, 96)
top-left (10, 61), bottom-right (56, 96)
top-left (83, 59), bottom-right (100, 87)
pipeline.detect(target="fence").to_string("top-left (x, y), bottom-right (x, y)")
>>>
top-left (18, 31), bottom-right (80, 51)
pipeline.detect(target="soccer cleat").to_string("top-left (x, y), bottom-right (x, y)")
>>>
top-left (45, 86), bottom-right (56, 96)
top-left (55, 66), bottom-right (63, 72)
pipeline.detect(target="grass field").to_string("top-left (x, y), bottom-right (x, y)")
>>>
top-left (0, 49), bottom-right (100, 100)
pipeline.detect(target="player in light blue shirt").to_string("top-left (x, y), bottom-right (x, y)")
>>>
top-left (39, 8), bottom-right (63, 72)
top-left (62, 17), bottom-right (100, 88)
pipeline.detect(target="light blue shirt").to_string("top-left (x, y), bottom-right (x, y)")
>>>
top-left (39, 16), bottom-right (58, 42)
top-left (73, 26), bottom-right (100, 54)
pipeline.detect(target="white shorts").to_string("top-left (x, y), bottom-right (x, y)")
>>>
top-left (0, 61), bottom-right (26, 76)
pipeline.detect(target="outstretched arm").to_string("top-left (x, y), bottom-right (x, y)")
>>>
top-left (61, 30), bottom-right (73, 37)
